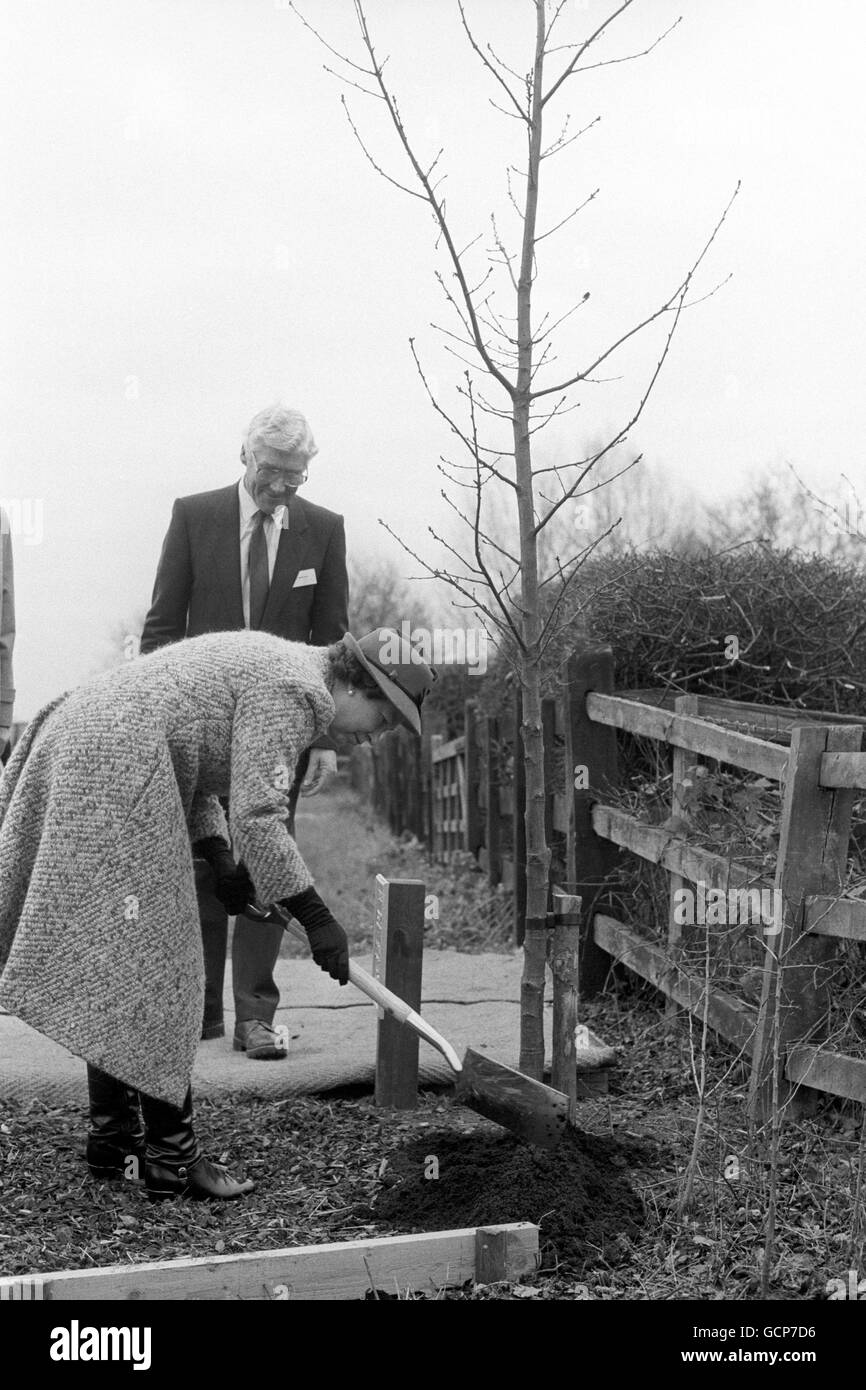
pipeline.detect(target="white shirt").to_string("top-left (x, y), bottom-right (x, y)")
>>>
top-left (238, 480), bottom-right (289, 628)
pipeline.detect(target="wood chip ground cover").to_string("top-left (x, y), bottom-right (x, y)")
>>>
top-left (2, 992), bottom-right (863, 1299)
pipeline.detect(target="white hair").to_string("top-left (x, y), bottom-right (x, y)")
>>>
top-left (245, 404), bottom-right (318, 462)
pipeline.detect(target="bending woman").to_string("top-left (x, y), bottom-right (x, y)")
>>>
top-left (0, 627), bottom-right (434, 1200)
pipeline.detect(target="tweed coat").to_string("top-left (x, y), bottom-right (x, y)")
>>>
top-left (0, 631), bottom-right (334, 1105)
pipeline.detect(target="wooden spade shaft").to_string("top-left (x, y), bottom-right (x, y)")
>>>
top-left (247, 902), bottom-right (569, 1150)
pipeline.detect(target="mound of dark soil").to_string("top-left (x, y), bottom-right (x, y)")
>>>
top-left (370, 1127), bottom-right (648, 1275)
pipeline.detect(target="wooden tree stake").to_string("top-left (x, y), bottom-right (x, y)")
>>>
top-left (373, 876), bottom-right (426, 1109)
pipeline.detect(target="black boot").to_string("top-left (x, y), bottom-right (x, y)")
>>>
top-left (140, 1087), bottom-right (254, 1202)
top-left (85, 1064), bottom-right (146, 1181)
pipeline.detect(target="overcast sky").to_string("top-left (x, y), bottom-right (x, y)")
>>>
top-left (2, 0), bottom-right (864, 717)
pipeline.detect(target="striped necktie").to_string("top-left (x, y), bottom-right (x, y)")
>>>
top-left (248, 510), bottom-right (270, 629)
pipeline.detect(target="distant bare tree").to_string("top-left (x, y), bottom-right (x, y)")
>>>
top-left (708, 463), bottom-right (866, 562)
top-left (347, 552), bottom-right (442, 635)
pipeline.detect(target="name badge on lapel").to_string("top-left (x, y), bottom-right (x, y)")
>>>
top-left (293, 568), bottom-right (317, 588)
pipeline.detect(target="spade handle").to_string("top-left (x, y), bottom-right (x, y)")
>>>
top-left (247, 901), bottom-right (463, 1074)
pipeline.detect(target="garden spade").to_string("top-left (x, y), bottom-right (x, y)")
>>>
top-left (246, 901), bottom-right (569, 1150)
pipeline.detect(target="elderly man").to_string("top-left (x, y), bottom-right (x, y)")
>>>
top-left (140, 405), bottom-right (348, 1059)
top-left (0, 507), bottom-right (14, 764)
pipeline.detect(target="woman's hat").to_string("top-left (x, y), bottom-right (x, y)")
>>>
top-left (342, 629), bottom-right (436, 735)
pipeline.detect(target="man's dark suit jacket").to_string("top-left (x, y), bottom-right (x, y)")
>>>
top-left (140, 482), bottom-right (349, 745)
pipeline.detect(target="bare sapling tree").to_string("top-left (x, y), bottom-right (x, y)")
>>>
top-left (292, 0), bottom-right (738, 1079)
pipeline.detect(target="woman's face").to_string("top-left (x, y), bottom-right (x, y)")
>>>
top-left (329, 681), bottom-right (399, 742)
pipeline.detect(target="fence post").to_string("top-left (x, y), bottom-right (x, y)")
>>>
top-left (388, 734), bottom-right (400, 836)
top-left (484, 715), bottom-right (502, 887)
top-left (420, 729), bottom-right (433, 848)
top-left (748, 724), bottom-right (860, 1129)
top-left (464, 701), bottom-right (483, 858)
top-left (513, 687), bottom-right (527, 946)
top-left (551, 886), bottom-right (582, 1115)
top-left (373, 875), bottom-right (426, 1110)
top-left (429, 734), bottom-right (443, 860)
top-left (371, 743), bottom-right (384, 819)
top-left (407, 735), bottom-right (423, 841)
top-left (666, 693), bottom-right (700, 1020)
top-left (566, 646), bottom-right (620, 997)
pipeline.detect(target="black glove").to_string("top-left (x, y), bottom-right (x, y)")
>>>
top-left (194, 837), bottom-right (255, 916)
top-left (282, 886), bottom-right (349, 986)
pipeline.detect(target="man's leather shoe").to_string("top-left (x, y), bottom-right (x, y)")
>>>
top-left (233, 1019), bottom-right (288, 1060)
top-left (201, 1019), bottom-right (225, 1040)
top-left (145, 1154), bottom-right (255, 1202)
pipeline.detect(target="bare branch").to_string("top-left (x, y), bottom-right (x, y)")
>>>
top-left (505, 167), bottom-right (524, 222)
top-left (548, 16), bottom-right (683, 77)
top-left (534, 292), bottom-right (591, 345)
top-left (465, 376), bottom-right (525, 645)
top-left (535, 449), bottom-right (643, 533)
top-left (789, 465), bottom-right (866, 544)
top-left (456, 230), bottom-right (484, 261)
top-left (320, 64), bottom-right (382, 100)
top-left (377, 517), bottom-right (514, 639)
top-left (458, 1), bottom-right (529, 122)
top-left (341, 96), bottom-right (426, 201)
top-left (490, 213), bottom-right (519, 293)
top-left (542, 0), bottom-right (638, 108)
top-left (489, 99), bottom-right (528, 123)
top-left (531, 181), bottom-right (740, 399)
top-left (351, 0), bottom-right (515, 396)
top-left (540, 113), bottom-right (601, 161)
top-left (440, 488), bottom-right (521, 566)
top-left (410, 340), bottom-right (516, 488)
top-left (535, 187), bottom-right (598, 243)
top-left (537, 519), bottom-right (623, 648)
top-left (430, 509), bottom-right (487, 576)
top-left (526, 393), bottom-right (575, 436)
top-left (289, 1), bottom-right (378, 78)
top-left (544, 0), bottom-right (571, 48)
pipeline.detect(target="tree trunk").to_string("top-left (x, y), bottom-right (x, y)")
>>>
top-left (517, 0), bottom-right (550, 1080)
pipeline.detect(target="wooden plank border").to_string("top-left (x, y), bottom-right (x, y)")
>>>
top-left (587, 692), bottom-right (789, 781)
top-left (0, 1224), bottom-right (540, 1302)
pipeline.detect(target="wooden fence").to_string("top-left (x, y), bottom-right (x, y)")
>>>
top-left (349, 648), bottom-right (866, 1115)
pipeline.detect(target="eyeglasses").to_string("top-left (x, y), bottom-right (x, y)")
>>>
top-left (245, 447), bottom-right (308, 488)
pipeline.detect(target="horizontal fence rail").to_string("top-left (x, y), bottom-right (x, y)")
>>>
top-left (593, 914), bottom-right (759, 1056)
top-left (804, 895), bottom-right (866, 941)
top-left (591, 803), bottom-right (767, 899)
top-left (819, 751), bottom-right (866, 788)
top-left (586, 692), bottom-right (789, 781)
